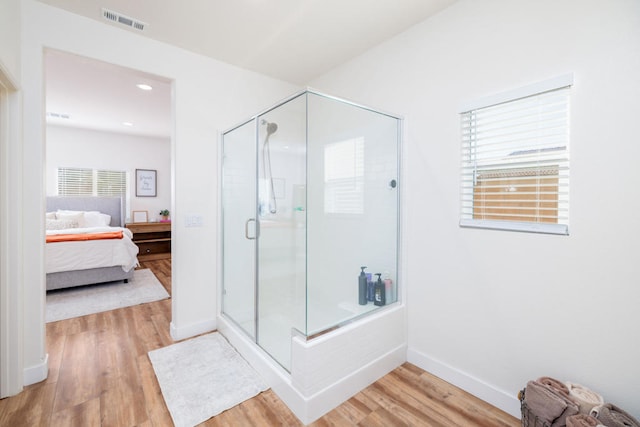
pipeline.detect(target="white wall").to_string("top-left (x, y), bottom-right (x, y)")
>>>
top-left (46, 126), bottom-right (171, 222)
top-left (312, 0), bottom-right (640, 419)
top-left (0, 0), bottom-right (21, 81)
top-left (20, 0), bottom-right (298, 386)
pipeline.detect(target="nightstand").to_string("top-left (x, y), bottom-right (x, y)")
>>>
top-left (125, 222), bottom-right (171, 261)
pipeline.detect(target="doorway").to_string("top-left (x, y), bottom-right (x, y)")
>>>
top-left (43, 49), bottom-right (173, 337)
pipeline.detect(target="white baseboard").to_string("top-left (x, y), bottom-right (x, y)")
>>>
top-left (407, 348), bottom-right (521, 419)
top-left (23, 353), bottom-right (48, 386)
top-left (170, 318), bottom-right (216, 341)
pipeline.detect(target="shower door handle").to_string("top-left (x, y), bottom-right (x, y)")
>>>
top-left (245, 218), bottom-right (257, 240)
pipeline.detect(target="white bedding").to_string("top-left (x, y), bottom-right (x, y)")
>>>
top-left (46, 226), bottom-right (139, 274)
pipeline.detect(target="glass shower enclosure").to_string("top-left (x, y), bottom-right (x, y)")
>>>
top-left (222, 90), bottom-right (400, 371)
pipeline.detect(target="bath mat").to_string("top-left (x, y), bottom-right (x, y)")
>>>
top-left (148, 332), bottom-right (269, 427)
top-left (46, 268), bottom-right (169, 322)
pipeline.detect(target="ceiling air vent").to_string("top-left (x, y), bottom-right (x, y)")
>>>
top-left (46, 112), bottom-right (71, 120)
top-left (101, 8), bottom-right (147, 32)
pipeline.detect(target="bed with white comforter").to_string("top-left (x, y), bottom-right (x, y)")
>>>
top-left (45, 196), bottom-right (139, 290)
top-left (46, 226), bottom-right (139, 275)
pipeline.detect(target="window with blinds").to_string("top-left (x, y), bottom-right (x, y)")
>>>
top-left (58, 168), bottom-right (127, 197)
top-left (460, 75), bottom-right (571, 235)
top-left (57, 167), bottom-right (127, 198)
top-left (97, 170), bottom-right (127, 196)
top-left (57, 167), bottom-right (93, 196)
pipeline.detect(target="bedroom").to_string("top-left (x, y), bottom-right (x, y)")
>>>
top-left (44, 49), bottom-right (172, 293)
top-left (1, 0), bottom-right (639, 424)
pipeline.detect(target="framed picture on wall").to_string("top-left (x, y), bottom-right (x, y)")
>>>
top-left (136, 169), bottom-right (157, 197)
top-left (132, 210), bottom-right (148, 223)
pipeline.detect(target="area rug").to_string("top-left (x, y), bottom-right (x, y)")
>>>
top-left (46, 268), bottom-right (169, 322)
top-left (148, 332), bottom-right (269, 427)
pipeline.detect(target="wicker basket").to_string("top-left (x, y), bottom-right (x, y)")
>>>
top-left (519, 389), bottom-right (551, 427)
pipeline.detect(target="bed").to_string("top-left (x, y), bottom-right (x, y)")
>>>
top-left (45, 196), bottom-right (139, 290)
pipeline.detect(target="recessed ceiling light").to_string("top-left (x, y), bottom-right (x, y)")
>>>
top-left (136, 83), bottom-right (153, 91)
top-left (122, 122), bottom-right (134, 126)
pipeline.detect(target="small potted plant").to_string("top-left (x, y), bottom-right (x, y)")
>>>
top-left (159, 209), bottom-right (170, 222)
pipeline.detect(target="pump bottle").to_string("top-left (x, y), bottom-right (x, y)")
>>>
top-left (374, 273), bottom-right (386, 306)
top-left (358, 267), bottom-right (368, 305)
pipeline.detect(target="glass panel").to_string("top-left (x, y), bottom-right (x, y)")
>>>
top-left (222, 120), bottom-right (257, 339)
top-left (306, 93), bottom-right (399, 335)
top-left (257, 93), bottom-right (307, 371)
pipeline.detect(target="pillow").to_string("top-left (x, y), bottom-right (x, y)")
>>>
top-left (46, 218), bottom-right (78, 230)
top-left (45, 212), bottom-right (56, 219)
top-left (56, 211), bottom-right (85, 227)
top-left (84, 211), bottom-right (111, 227)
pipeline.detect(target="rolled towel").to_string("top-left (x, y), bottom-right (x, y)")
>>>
top-left (566, 382), bottom-right (605, 415)
top-left (525, 379), bottom-right (580, 427)
top-left (566, 414), bottom-right (599, 427)
top-left (536, 377), bottom-right (580, 427)
top-left (525, 380), bottom-right (568, 425)
top-left (539, 376), bottom-right (572, 398)
top-left (591, 403), bottom-right (640, 427)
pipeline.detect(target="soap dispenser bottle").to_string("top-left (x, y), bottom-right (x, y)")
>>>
top-left (374, 273), bottom-right (386, 306)
top-left (358, 267), bottom-right (368, 305)
top-left (383, 271), bottom-right (394, 304)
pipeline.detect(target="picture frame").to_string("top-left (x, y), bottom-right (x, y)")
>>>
top-left (132, 210), bottom-right (149, 223)
top-left (136, 169), bottom-right (157, 197)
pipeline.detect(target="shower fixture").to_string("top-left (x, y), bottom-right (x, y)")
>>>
top-left (261, 119), bottom-right (278, 214)
top-left (264, 119), bottom-right (278, 136)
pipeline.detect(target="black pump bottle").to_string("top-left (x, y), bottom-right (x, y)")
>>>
top-left (358, 267), bottom-right (368, 305)
top-left (374, 273), bottom-right (386, 306)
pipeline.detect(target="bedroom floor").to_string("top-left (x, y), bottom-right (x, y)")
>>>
top-left (0, 258), bottom-right (518, 426)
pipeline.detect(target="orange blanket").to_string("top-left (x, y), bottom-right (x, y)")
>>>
top-left (46, 231), bottom-right (124, 243)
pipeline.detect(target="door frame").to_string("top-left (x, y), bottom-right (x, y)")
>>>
top-left (0, 63), bottom-right (23, 398)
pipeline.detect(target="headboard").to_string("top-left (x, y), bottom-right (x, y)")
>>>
top-left (46, 196), bottom-right (124, 227)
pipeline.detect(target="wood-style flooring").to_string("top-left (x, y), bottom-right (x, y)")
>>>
top-left (0, 259), bottom-right (520, 426)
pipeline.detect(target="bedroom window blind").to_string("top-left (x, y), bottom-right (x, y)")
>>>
top-left (97, 170), bottom-right (127, 197)
top-left (57, 167), bottom-right (93, 196)
top-left (460, 75), bottom-right (571, 235)
top-left (57, 167), bottom-right (127, 198)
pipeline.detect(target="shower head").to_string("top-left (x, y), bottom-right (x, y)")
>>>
top-left (261, 119), bottom-right (278, 136)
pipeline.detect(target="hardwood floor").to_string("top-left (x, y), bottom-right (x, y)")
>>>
top-left (0, 259), bottom-right (520, 426)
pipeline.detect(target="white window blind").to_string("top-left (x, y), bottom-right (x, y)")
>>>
top-left (324, 137), bottom-right (365, 215)
top-left (57, 167), bottom-right (93, 196)
top-left (57, 168), bottom-right (128, 219)
top-left (460, 80), bottom-right (571, 235)
top-left (97, 170), bottom-right (127, 196)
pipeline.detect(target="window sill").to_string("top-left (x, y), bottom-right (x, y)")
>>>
top-left (459, 219), bottom-right (568, 235)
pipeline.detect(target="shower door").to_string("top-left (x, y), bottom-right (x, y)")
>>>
top-left (221, 120), bottom-right (257, 339)
top-left (255, 94), bottom-right (307, 371)
top-left (222, 93), bottom-right (307, 372)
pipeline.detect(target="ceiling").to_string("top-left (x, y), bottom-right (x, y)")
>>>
top-left (45, 49), bottom-right (172, 138)
top-left (40, 0), bottom-right (457, 137)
